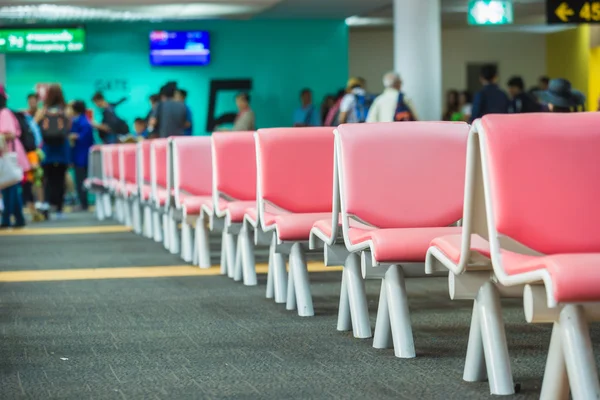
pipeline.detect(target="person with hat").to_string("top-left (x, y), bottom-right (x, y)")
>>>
top-left (0, 84), bottom-right (30, 228)
top-left (537, 78), bottom-right (585, 112)
top-left (338, 77), bottom-right (369, 124)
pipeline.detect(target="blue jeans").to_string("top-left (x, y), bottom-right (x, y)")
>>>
top-left (1, 183), bottom-right (25, 227)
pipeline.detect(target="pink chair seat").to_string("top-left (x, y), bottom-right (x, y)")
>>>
top-left (313, 219), bottom-right (336, 238)
top-left (503, 253), bottom-right (600, 303)
top-left (156, 187), bottom-right (169, 206)
top-left (274, 212), bottom-right (332, 241)
top-left (245, 207), bottom-right (258, 224)
top-left (350, 227), bottom-right (462, 263)
top-left (311, 216), bottom-right (358, 239)
top-left (86, 177), bottom-right (103, 187)
top-left (430, 234), bottom-right (491, 263)
top-left (140, 185), bottom-right (152, 201)
top-left (116, 182), bottom-right (137, 197)
top-left (221, 200), bottom-right (256, 223)
top-left (181, 195), bottom-right (213, 216)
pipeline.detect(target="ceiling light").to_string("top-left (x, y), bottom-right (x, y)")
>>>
top-left (0, 3), bottom-right (261, 22)
top-left (345, 16), bottom-right (393, 27)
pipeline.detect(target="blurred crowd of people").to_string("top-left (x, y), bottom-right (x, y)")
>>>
top-left (443, 65), bottom-right (586, 123)
top-left (0, 66), bottom-right (588, 228)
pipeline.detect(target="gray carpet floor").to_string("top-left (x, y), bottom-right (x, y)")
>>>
top-left (0, 213), bottom-right (598, 399)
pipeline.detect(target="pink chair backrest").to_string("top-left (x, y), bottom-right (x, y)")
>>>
top-left (101, 145), bottom-right (111, 178)
top-left (111, 145), bottom-right (121, 180)
top-left (172, 136), bottom-right (212, 196)
top-left (121, 144), bottom-right (137, 184)
top-left (152, 139), bottom-right (169, 188)
top-left (213, 131), bottom-right (256, 201)
top-left (482, 113), bottom-right (600, 254)
top-left (256, 127), bottom-right (334, 213)
top-left (141, 140), bottom-right (152, 183)
top-left (337, 122), bottom-right (468, 229)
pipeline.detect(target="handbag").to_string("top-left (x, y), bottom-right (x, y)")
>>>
top-left (0, 139), bottom-right (24, 190)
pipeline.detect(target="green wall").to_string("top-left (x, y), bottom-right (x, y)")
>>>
top-left (5, 20), bottom-right (349, 135)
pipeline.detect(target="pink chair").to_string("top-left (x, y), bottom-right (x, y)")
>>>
top-left (150, 138), bottom-right (170, 244)
top-left (117, 144), bottom-right (138, 230)
top-left (255, 127), bottom-right (335, 316)
top-left (309, 136), bottom-right (368, 337)
top-left (429, 113), bottom-right (600, 397)
top-left (169, 136), bottom-right (213, 263)
top-left (98, 144), bottom-right (115, 219)
top-left (212, 131), bottom-right (258, 285)
top-left (85, 145), bottom-right (106, 221)
top-left (335, 122), bottom-right (468, 358)
top-left (138, 140), bottom-right (155, 239)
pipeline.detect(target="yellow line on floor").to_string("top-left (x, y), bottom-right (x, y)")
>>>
top-left (0, 225), bottom-right (132, 236)
top-left (0, 263), bottom-right (342, 282)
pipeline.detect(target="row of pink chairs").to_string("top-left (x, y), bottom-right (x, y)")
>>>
top-left (85, 114), bottom-right (600, 398)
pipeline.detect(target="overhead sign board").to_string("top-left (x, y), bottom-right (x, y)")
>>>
top-left (0, 28), bottom-right (85, 53)
top-left (468, 0), bottom-right (514, 25)
top-left (547, 1), bottom-right (600, 24)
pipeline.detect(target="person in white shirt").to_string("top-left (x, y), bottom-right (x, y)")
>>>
top-left (338, 78), bottom-right (367, 124)
top-left (366, 72), bottom-right (418, 123)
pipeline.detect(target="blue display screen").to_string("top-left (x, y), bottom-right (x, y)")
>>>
top-left (149, 30), bottom-right (210, 66)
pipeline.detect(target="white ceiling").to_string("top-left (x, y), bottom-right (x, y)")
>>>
top-left (0, 0), bottom-right (549, 27)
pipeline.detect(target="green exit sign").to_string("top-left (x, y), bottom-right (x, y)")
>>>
top-left (0, 27), bottom-right (85, 53)
top-left (468, 0), bottom-right (514, 25)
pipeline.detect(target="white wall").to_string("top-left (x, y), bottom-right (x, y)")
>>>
top-left (349, 27), bottom-right (547, 108)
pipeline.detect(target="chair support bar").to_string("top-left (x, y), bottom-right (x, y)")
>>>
top-left (524, 285), bottom-right (600, 323)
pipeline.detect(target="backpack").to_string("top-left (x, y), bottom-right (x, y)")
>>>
top-left (40, 109), bottom-right (69, 146)
top-left (393, 93), bottom-right (415, 122)
top-left (354, 93), bottom-right (375, 123)
top-left (12, 111), bottom-right (36, 152)
top-left (104, 106), bottom-right (129, 135)
top-left (325, 100), bottom-right (342, 127)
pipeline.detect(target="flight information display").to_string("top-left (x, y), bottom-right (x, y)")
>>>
top-left (0, 27), bottom-right (85, 53)
top-left (149, 30), bottom-right (210, 66)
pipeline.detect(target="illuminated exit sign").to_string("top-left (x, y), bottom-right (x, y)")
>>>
top-left (468, 0), bottom-right (514, 25)
top-left (0, 28), bottom-right (85, 53)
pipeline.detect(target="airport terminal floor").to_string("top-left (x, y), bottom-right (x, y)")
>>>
top-left (0, 211), bottom-right (596, 399)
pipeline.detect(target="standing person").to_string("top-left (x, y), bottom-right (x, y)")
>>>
top-left (507, 76), bottom-right (541, 113)
top-left (175, 89), bottom-right (193, 135)
top-left (324, 89), bottom-right (346, 126)
top-left (0, 85), bottom-right (30, 228)
top-left (23, 93), bottom-right (47, 217)
top-left (13, 110), bottom-right (45, 221)
top-left (232, 92), bottom-right (255, 131)
top-left (69, 100), bottom-right (94, 211)
top-left (293, 88), bottom-right (321, 127)
top-left (26, 93), bottom-right (40, 117)
top-left (443, 90), bottom-right (460, 121)
top-left (146, 94), bottom-right (159, 122)
top-left (35, 84), bottom-right (70, 220)
top-left (338, 78), bottom-right (367, 124)
top-left (150, 83), bottom-right (187, 137)
top-left (320, 94), bottom-right (336, 125)
top-left (133, 118), bottom-right (148, 138)
top-left (366, 72), bottom-right (417, 123)
top-left (91, 92), bottom-right (129, 144)
top-left (470, 64), bottom-right (510, 122)
top-left (538, 78), bottom-right (583, 112)
top-left (538, 76), bottom-right (550, 91)
top-left (459, 91), bottom-right (472, 122)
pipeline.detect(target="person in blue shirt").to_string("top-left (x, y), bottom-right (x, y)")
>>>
top-left (293, 88), bottom-right (321, 127)
top-left (134, 117), bottom-right (149, 138)
top-left (470, 64), bottom-right (510, 123)
top-left (69, 100), bottom-right (95, 211)
top-left (175, 89), bottom-right (193, 135)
